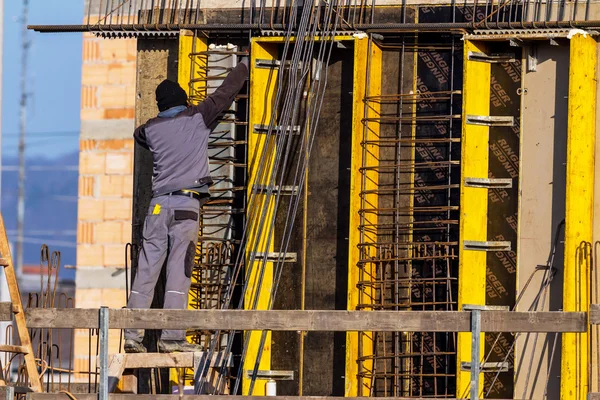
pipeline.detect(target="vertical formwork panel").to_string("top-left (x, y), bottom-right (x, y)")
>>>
top-left (346, 36), bottom-right (382, 397)
top-left (457, 40), bottom-right (491, 398)
top-left (560, 33), bottom-right (597, 400)
top-left (485, 44), bottom-right (521, 398)
top-left (243, 39), bottom-right (279, 396)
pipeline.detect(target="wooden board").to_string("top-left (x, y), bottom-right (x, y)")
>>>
top-left (23, 308), bottom-right (586, 332)
top-left (26, 396), bottom-right (519, 400)
top-left (101, 352), bottom-right (231, 369)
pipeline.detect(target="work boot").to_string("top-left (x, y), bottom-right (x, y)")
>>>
top-left (158, 340), bottom-right (203, 353)
top-left (124, 339), bottom-right (147, 353)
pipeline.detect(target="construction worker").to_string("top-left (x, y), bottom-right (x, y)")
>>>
top-left (124, 56), bottom-right (249, 353)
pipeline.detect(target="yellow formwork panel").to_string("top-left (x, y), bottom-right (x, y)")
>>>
top-left (346, 37), bottom-right (382, 397)
top-left (175, 30), bottom-right (209, 390)
top-left (560, 33), bottom-right (597, 400)
top-left (243, 39), bottom-right (280, 396)
top-left (456, 40), bottom-right (491, 398)
top-left (178, 29), bottom-right (208, 103)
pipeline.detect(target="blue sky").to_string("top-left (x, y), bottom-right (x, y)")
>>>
top-left (3, 0), bottom-right (83, 159)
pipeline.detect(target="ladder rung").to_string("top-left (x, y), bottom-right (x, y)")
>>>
top-left (0, 258), bottom-right (9, 267)
top-left (0, 345), bottom-right (29, 354)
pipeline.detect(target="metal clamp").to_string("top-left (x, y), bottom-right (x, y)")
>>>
top-left (465, 178), bottom-right (513, 189)
top-left (253, 124), bottom-right (301, 135)
top-left (460, 361), bottom-right (510, 372)
top-left (253, 252), bottom-right (298, 263)
top-left (255, 59), bottom-right (282, 69)
top-left (463, 241), bottom-right (511, 251)
top-left (466, 115), bottom-right (515, 127)
top-left (255, 59), bottom-right (303, 69)
top-left (251, 185), bottom-right (299, 195)
top-left (468, 51), bottom-right (517, 63)
top-left (244, 370), bottom-right (295, 380)
top-left (462, 305), bottom-right (510, 400)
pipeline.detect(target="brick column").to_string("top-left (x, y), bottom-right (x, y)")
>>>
top-left (74, 25), bottom-right (137, 378)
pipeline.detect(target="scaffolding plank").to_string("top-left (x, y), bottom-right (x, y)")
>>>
top-left (21, 395), bottom-right (572, 400)
top-left (23, 308), bottom-right (586, 332)
top-left (0, 302), bottom-right (12, 321)
top-left (560, 33), bottom-right (597, 400)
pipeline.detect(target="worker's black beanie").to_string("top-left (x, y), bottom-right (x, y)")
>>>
top-left (155, 79), bottom-right (188, 112)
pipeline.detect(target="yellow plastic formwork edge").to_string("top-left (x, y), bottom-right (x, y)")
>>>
top-left (345, 36), bottom-right (382, 397)
top-left (242, 39), bottom-right (280, 396)
top-left (456, 39), bottom-right (491, 399)
top-left (560, 33), bottom-right (597, 400)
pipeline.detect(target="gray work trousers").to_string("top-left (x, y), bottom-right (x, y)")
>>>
top-left (125, 193), bottom-right (206, 342)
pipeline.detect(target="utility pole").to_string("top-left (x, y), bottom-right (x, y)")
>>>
top-left (16, 0), bottom-right (29, 277)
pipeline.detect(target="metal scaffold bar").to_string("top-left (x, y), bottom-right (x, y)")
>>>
top-left (560, 32), bottom-right (597, 400)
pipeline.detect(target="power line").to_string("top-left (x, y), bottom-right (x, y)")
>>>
top-left (18, 237), bottom-right (76, 248)
top-left (2, 131), bottom-right (80, 137)
top-left (1, 166), bottom-right (78, 171)
top-left (6, 230), bottom-right (76, 236)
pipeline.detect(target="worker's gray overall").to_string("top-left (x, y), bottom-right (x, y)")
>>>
top-left (125, 193), bottom-right (207, 342)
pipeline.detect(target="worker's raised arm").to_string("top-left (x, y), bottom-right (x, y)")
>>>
top-left (191, 57), bottom-right (249, 128)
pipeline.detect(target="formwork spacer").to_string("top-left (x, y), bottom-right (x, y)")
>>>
top-left (465, 115), bottom-right (515, 127)
top-left (244, 370), bottom-right (295, 380)
top-left (253, 124), bottom-right (301, 135)
top-left (251, 184), bottom-right (300, 195)
top-left (253, 252), bottom-right (298, 263)
top-left (467, 51), bottom-right (517, 63)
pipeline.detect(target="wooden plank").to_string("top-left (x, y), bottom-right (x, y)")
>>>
top-left (0, 345), bottom-right (28, 354)
top-left (102, 352), bottom-right (230, 370)
top-left (108, 354), bottom-right (126, 393)
top-left (24, 308), bottom-right (586, 332)
top-left (0, 302), bottom-right (12, 321)
top-left (589, 394), bottom-right (600, 400)
top-left (590, 304), bottom-right (600, 324)
top-left (26, 395), bottom-right (520, 400)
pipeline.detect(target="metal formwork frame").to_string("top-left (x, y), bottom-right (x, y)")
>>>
top-left (457, 40), bottom-right (491, 398)
top-left (560, 33), bottom-right (597, 400)
top-left (346, 36), bottom-right (382, 397)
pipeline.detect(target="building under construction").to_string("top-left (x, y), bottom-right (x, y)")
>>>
top-left (0, 0), bottom-right (599, 398)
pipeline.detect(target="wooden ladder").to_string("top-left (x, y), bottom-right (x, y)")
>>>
top-left (0, 215), bottom-right (42, 392)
